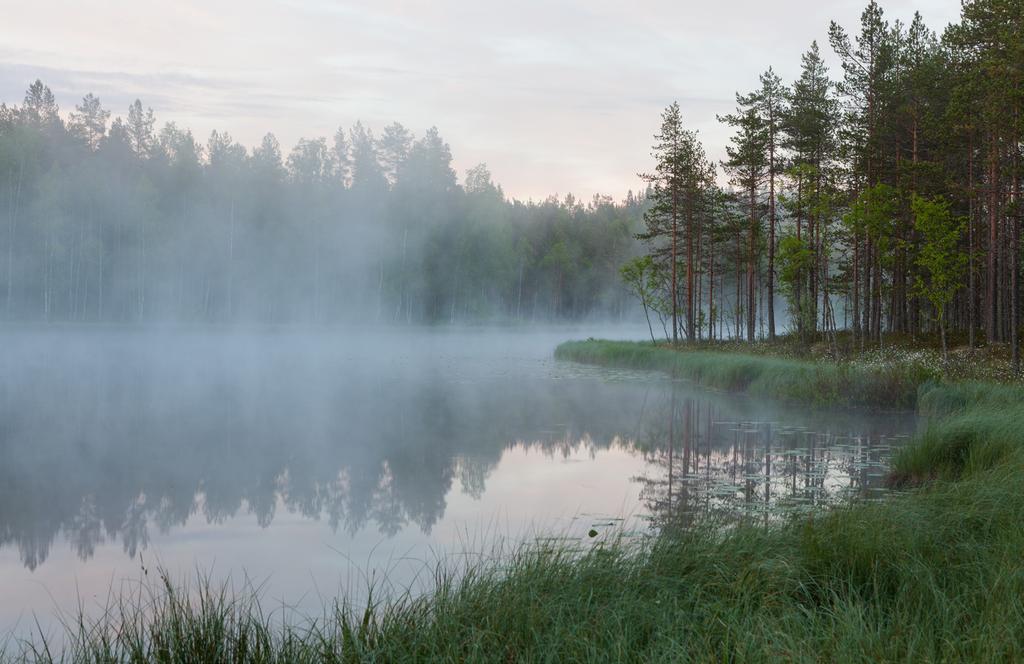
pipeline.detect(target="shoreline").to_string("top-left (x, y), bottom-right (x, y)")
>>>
top-left (555, 338), bottom-right (930, 411)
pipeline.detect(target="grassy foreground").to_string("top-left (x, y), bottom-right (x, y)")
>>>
top-left (8, 342), bottom-right (1024, 662)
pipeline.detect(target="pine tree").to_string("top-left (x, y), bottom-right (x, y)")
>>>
top-left (378, 122), bottom-right (413, 187)
top-left (68, 94), bottom-right (109, 151)
top-left (782, 42), bottom-right (839, 338)
top-left (638, 102), bottom-right (714, 344)
top-left (720, 96), bottom-right (767, 341)
top-left (332, 126), bottom-right (351, 186)
top-left (947, 0), bottom-right (1024, 352)
top-left (349, 122), bottom-right (386, 194)
top-left (253, 133), bottom-right (283, 176)
top-left (125, 99), bottom-right (156, 159)
top-left (830, 1), bottom-right (897, 347)
top-left (755, 68), bottom-right (788, 340)
top-left (20, 80), bottom-right (60, 129)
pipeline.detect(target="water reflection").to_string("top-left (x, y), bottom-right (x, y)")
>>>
top-left (0, 328), bottom-right (917, 575)
top-left (633, 383), bottom-right (915, 529)
top-left (0, 329), bottom-right (647, 570)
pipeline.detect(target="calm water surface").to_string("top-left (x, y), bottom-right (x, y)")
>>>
top-left (0, 326), bottom-right (917, 634)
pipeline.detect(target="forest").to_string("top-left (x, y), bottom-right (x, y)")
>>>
top-left (1, 0), bottom-right (1021, 353)
top-left (631, 0), bottom-right (1023, 370)
top-left (0, 93), bottom-right (643, 324)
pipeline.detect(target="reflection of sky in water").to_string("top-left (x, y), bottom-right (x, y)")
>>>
top-left (0, 326), bottom-right (916, 636)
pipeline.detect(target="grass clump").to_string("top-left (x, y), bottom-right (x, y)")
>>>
top-left (916, 380), bottom-right (1024, 417)
top-left (888, 403), bottom-right (1023, 486)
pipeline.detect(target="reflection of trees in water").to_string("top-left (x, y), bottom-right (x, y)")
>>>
top-left (633, 383), bottom-right (916, 530)
top-left (0, 341), bottom-right (917, 571)
top-left (0, 352), bottom-right (651, 570)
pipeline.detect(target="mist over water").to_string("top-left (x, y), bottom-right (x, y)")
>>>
top-left (0, 325), bottom-right (915, 635)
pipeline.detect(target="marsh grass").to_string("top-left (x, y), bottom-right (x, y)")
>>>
top-left (10, 469), bottom-right (1024, 662)
top-left (555, 339), bottom-right (928, 409)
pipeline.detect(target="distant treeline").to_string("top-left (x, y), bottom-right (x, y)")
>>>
top-left (0, 92), bottom-right (645, 324)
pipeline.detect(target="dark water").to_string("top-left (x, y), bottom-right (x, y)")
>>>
top-left (0, 327), bottom-right (916, 634)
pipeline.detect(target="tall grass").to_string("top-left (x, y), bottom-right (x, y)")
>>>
top-left (916, 380), bottom-right (1024, 416)
top-left (11, 466), bottom-right (1024, 662)
top-left (889, 388), bottom-right (1024, 486)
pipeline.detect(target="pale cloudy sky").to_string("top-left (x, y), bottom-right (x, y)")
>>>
top-left (1, 0), bottom-right (961, 201)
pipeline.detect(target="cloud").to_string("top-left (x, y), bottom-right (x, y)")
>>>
top-left (0, 0), bottom-right (963, 200)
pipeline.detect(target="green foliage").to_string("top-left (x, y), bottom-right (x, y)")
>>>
top-left (619, 255), bottom-right (666, 342)
top-left (782, 42), bottom-right (838, 165)
top-left (912, 194), bottom-right (967, 323)
top-left (845, 183), bottom-right (899, 251)
top-left (917, 380), bottom-right (1024, 417)
top-left (720, 99), bottom-right (767, 193)
top-left (776, 234), bottom-right (819, 333)
top-left (776, 235), bottom-right (814, 298)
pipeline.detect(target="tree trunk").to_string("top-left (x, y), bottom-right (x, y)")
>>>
top-left (852, 228), bottom-right (860, 350)
top-left (686, 195), bottom-right (695, 343)
top-left (747, 185), bottom-right (756, 342)
top-left (768, 127), bottom-right (777, 340)
top-left (969, 135), bottom-right (976, 348)
top-left (941, 309), bottom-right (948, 363)
top-left (708, 226), bottom-right (715, 341)
top-left (795, 173), bottom-right (804, 338)
top-left (1013, 135), bottom-right (1021, 374)
top-left (227, 198), bottom-right (236, 320)
top-left (671, 192), bottom-right (679, 345)
top-left (988, 133), bottom-right (998, 344)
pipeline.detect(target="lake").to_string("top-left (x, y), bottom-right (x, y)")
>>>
top-left (0, 326), bottom-right (917, 636)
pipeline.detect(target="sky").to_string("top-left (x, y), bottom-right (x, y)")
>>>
top-left (1, 0), bottom-right (962, 202)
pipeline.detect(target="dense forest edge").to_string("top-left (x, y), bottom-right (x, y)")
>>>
top-left (620, 0), bottom-right (1023, 372)
top-left (5, 0), bottom-right (1024, 347)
